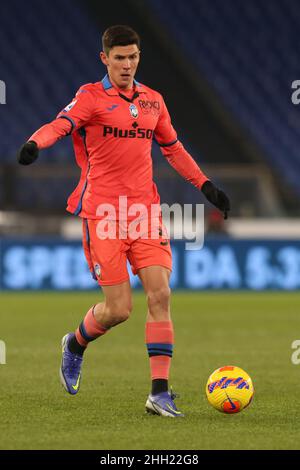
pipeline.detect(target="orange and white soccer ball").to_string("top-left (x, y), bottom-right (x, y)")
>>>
top-left (206, 366), bottom-right (254, 414)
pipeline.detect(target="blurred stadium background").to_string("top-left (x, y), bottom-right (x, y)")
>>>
top-left (1, 0), bottom-right (300, 290)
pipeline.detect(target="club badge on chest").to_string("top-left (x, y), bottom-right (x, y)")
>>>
top-left (129, 103), bottom-right (139, 119)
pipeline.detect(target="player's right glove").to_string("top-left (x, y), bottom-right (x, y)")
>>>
top-left (17, 141), bottom-right (39, 165)
top-left (201, 180), bottom-right (231, 220)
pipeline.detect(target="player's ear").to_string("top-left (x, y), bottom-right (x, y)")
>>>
top-left (100, 51), bottom-right (109, 66)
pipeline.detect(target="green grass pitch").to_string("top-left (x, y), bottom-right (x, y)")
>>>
top-left (1, 291), bottom-right (300, 450)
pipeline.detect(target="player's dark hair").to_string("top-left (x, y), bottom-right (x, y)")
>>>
top-left (102, 25), bottom-right (140, 55)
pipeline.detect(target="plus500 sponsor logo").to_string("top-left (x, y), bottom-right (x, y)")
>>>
top-left (103, 126), bottom-right (154, 139)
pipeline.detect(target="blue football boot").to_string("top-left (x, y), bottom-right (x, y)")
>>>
top-left (60, 333), bottom-right (83, 395)
top-left (145, 389), bottom-right (184, 418)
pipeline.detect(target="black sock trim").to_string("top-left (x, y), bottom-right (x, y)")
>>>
top-left (68, 335), bottom-right (86, 356)
top-left (152, 379), bottom-right (168, 395)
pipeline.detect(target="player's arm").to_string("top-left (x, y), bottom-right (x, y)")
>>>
top-left (17, 86), bottom-right (94, 165)
top-left (154, 97), bottom-right (230, 219)
top-left (17, 119), bottom-right (72, 165)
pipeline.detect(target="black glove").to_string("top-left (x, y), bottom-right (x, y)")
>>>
top-left (201, 180), bottom-right (230, 219)
top-left (17, 141), bottom-right (39, 165)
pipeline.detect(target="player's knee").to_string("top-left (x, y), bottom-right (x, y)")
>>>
top-left (147, 286), bottom-right (171, 312)
top-left (106, 301), bottom-right (132, 326)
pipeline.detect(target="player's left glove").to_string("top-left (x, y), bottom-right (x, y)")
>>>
top-left (17, 141), bottom-right (39, 166)
top-left (201, 180), bottom-right (230, 220)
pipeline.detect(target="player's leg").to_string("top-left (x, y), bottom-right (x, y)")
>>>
top-left (60, 280), bottom-right (132, 395)
top-left (93, 281), bottom-right (133, 328)
top-left (139, 265), bottom-right (172, 387)
top-left (73, 280), bottom-right (132, 349)
top-left (128, 217), bottom-right (183, 416)
top-left (60, 218), bottom-right (132, 395)
top-left (138, 265), bottom-right (183, 417)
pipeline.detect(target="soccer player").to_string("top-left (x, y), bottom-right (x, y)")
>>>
top-left (17, 25), bottom-right (230, 418)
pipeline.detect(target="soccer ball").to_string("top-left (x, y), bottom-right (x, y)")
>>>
top-left (206, 365), bottom-right (254, 414)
